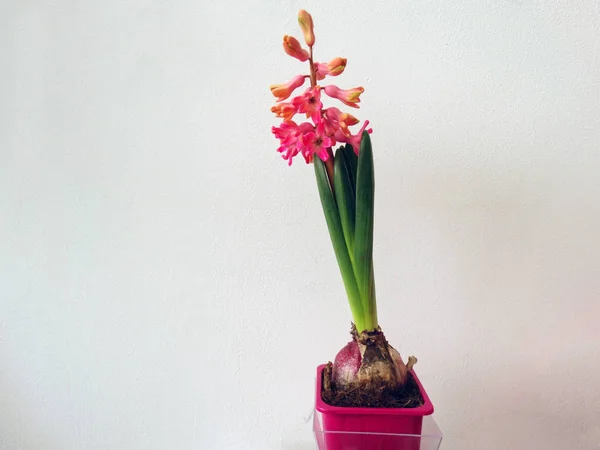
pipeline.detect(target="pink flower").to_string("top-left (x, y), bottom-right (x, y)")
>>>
top-left (334, 120), bottom-right (372, 154)
top-left (271, 102), bottom-right (297, 121)
top-left (283, 35), bottom-right (309, 62)
top-left (301, 119), bottom-right (332, 163)
top-left (322, 107), bottom-right (342, 136)
top-left (314, 58), bottom-right (346, 80)
top-left (314, 62), bottom-right (329, 80)
top-left (269, 10), bottom-right (374, 166)
top-left (270, 75), bottom-right (307, 102)
top-left (322, 107), bottom-right (360, 137)
top-left (292, 87), bottom-right (323, 123)
top-left (272, 121), bottom-right (313, 165)
top-left (323, 85), bottom-right (364, 108)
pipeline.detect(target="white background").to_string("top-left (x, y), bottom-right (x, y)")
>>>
top-left (1, 0), bottom-right (599, 449)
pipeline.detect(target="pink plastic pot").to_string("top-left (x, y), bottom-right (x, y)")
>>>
top-left (314, 364), bottom-right (435, 450)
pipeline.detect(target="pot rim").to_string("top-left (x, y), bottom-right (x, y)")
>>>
top-left (315, 364), bottom-right (434, 416)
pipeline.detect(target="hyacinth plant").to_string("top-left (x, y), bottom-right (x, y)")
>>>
top-left (270, 11), bottom-right (417, 405)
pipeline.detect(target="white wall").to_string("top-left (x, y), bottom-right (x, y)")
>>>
top-left (1, 1), bottom-right (599, 449)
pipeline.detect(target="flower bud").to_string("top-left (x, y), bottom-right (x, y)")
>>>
top-left (271, 102), bottom-right (298, 121)
top-left (314, 62), bottom-right (329, 80)
top-left (283, 35), bottom-right (309, 62)
top-left (270, 75), bottom-right (307, 102)
top-left (327, 57), bottom-right (347, 76)
top-left (297, 10), bottom-right (315, 47)
top-left (323, 85), bottom-right (364, 108)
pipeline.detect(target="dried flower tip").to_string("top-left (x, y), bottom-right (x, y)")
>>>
top-left (340, 112), bottom-right (359, 126)
top-left (339, 112), bottom-right (360, 135)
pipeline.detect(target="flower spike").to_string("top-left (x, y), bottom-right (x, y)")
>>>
top-left (270, 10), bottom-right (372, 165)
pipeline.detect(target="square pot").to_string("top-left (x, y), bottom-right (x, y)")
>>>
top-left (313, 364), bottom-right (438, 450)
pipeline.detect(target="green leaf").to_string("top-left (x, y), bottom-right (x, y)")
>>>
top-left (314, 157), bottom-right (366, 332)
top-left (354, 132), bottom-right (377, 330)
top-left (343, 143), bottom-right (358, 186)
top-left (333, 147), bottom-right (357, 258)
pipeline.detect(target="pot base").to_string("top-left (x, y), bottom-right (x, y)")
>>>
top-left (314, 411), bottom-right (443, 450)
top-left (314, 364), bottom-right (440, 450)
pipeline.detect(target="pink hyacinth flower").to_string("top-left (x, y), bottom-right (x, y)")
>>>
top-left (323, 107), bottom-right (360, 137)
top-left (334, 120), bottom-right (372, 155)
top-left (292, 87), bottom-right (323, 123)
top-left (272, 121), bottom-right (314, 165)
top-left (322, 107), bottom-right (342, 137)
top-left (314, 58), bottom-right (346, 80)
top-left (301, 119), bottom-right (332, 163)
top-left (270, 75), bottom-right (307, 102)
top-left (314, 62), bottom-right (330, 80)
top-left (323, 85), bottom-right (364, 108)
